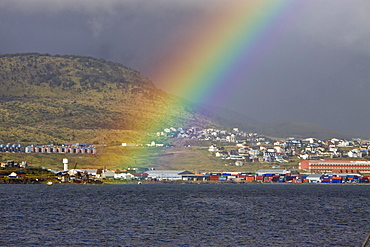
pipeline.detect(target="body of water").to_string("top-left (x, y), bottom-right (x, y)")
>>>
top-left (0, 183), bottom-right (369, 246)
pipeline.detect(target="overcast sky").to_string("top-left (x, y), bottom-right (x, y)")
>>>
top-left (1, 0), bottom-right (370, 136)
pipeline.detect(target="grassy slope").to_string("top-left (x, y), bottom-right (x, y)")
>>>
top-left (0, 140), bottom-right (300, 173)
top-left (0, 53), bottom-right (221, 144)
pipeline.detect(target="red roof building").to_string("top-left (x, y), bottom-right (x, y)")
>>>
top-left (299, 159), bottom-right (370, 173)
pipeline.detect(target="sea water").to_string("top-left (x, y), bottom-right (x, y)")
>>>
top-left (0, 183), bottom-right (369, 246)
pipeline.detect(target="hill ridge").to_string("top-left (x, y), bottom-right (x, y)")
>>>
top-left (0, 53), bottom-right (221, 144)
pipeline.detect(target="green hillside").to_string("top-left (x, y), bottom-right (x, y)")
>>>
top-left (0, 53), bottom-right (220, 144)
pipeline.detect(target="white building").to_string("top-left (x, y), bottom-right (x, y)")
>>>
top-left (348, 149), bottom-right (362, 158)
top-left (307, 174), bottom-right (322, 183)
top-left (208, 145), bottom-right (219, 152)
top-left (114, 173), bottom-right (134, 180)
top-left (145, 170), bottom-right (193, 181)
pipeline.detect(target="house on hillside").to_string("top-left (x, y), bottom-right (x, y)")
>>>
top-left (348, 149), bottom-right (362, 158)
top-left (208, 144), bottom-right (219, 152)
top-left (8, 172), bottom-right (18, 178)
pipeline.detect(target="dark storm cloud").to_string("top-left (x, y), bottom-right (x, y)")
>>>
top-left (1, 0), bottom-right (370, 135)
top-left (0, 0), bottom-right (208, 68)
top-left (224, 0), bottom-right (370, 135)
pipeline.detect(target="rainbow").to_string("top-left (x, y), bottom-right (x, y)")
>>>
top-left (150, 0), bottom-right (303, 107)
top-left (127, 0), bottom-right (307, 167)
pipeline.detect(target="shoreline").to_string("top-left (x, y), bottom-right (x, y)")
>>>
top-left (1, 177), bottom-right (368, 185)
top-left (101, 180), bottom-right (370, 185)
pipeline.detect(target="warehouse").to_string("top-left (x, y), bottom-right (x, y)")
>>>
top-left (145, 170), bottom-right (194, 181)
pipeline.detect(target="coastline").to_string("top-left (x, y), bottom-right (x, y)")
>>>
top-left (102, 180), bottom-right (370, 185)
top-left (1, 177), bottom-right (368, 185)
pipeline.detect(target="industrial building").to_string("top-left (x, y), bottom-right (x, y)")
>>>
top-left (145, 170), bottom-right (194, 181)
top-left (299, 159), bottom-right (370, 173)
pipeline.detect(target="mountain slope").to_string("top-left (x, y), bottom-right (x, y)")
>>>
top-left (255, 121), bottom-right (349, 139)
top-left (205, 106), bottom-right (350, 139)
top-left (0, 53), bottom-right (220, 144)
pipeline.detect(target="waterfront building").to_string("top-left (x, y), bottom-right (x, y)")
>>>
top-left (145, 170), bottom-right (193, 181)
top-left (255, 169), bottom-right (291, 176)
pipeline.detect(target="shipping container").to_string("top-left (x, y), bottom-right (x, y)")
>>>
top-left (285, 176), bottom-right (293, 181)
top-left (331, 179), bottom-right (342, 183)
top-left (240, 173), bottom-right (254, 176)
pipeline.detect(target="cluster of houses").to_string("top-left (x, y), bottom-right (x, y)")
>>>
top-left (0, 143), bottom-right (96, 154)
top-left (156, 127), bottom-right (257, 142)
top-left (206, 136), bottom-right (370, 165)
top-left (49, 168), bottom-right (370, 184)
top-left (0, 160), bottom-right (27, 168)
top-left (141, 126), bottom-right (370, 166)
top-left (0, 144), bottom-right (22, 153)
top-left (122, 127), bottom-right (260, 147)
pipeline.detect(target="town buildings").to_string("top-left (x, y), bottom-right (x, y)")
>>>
top-left (0, 143), bottom-right (96, 154)
top-left (25, 144), bottom-right (96, 154)
top-left (49, 168), bottom-right (370, 184)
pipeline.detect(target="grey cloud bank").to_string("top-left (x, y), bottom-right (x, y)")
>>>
top-left (1, 0), bottom-right (370, 136)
